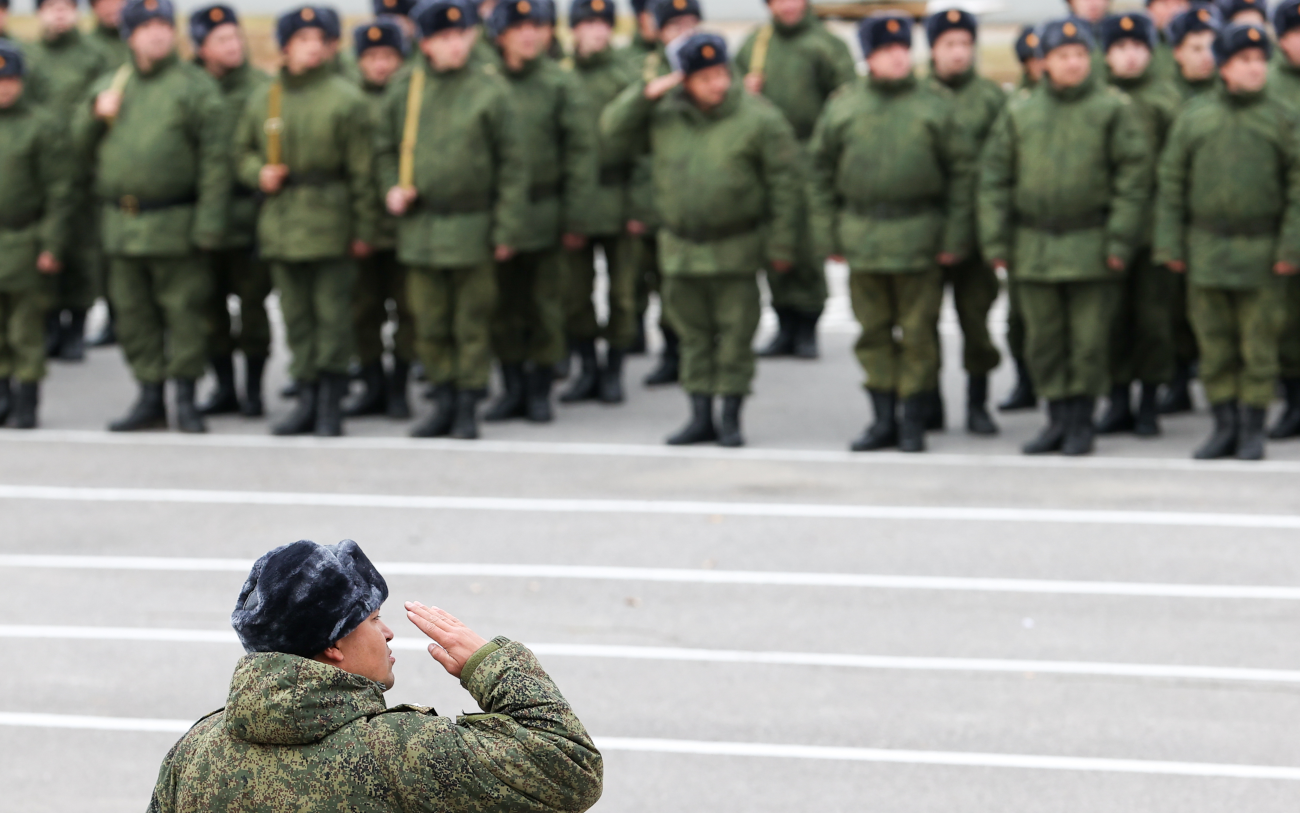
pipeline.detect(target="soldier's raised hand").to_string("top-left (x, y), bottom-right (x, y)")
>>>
top-left (644, 72), bottom-right (683, 100)
top-left (93, 90), bottom-right (122, 121)
top-left (386, 185), bottom-right (416, 216)
top-left (405, 601), bottom-right (489, 678)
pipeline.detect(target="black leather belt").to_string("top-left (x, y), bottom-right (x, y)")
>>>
top-left (232, 183), bottom-right (257, 200)
top-left (599, 166), bottom-right (630, 187)
top-left (411, 196), bottom-right (492, 216)
top-left (103, 194), bottom-right (197, 215)
top-left (283, 171), bottom-right (343, 188)
top-left (1191, 216), bottom-right (1279, 238)
top-left (667, 219), bottom-right (762, 243)
top-left (0, 210), bottom-right (42, 230)
top-left (848, 199), bottom-right (941, 219)
top-left (529, 181), bottom-right (560, 203)
top-left (1019, 210), bottom-right (1110, 234)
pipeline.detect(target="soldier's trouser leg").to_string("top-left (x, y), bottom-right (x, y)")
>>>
top-left (1170, 274), bottom-right (1199, 366)
top-left (207, 250), bottom-right (237, 359)
top-left (56, 207), bottom-right (97, 312)
top-left (768, 148), bottom-right (827, 316)
top-left (351, 251), bottom-right (389, 366)
top-left (662, 274), bottom-right (761, 396)
top-left (1018, 279), bottom-right (1118, 401)
top-left (849, 269), bottom-right (943, 398)
top-left (271, 259), bottom-right (358, 382)
top-left (1131, 251), bottom-right (1175, 386)
top-left (604, 235), bottom-right (639, 350)
top-left (633, 233), bottom-right (658, 327)
top-left (1005, 276), bottom-right (1027, 364)
top-left (1108, 265), bottom-right (1137, 386)
top-left (409, 263), bottom-right (497, 392)
top-left (492, 250), bottom-right (564, 367)
top-left (563, 243), bottom-right (600, 342)
top-left (382, 253), bottom-right (415, 363)
top-left (1189, 281), bottom-right (1286, 408)
top-left (1277, 274), bottom-right (1300, 379)
top-left (943, 257), bottom-right (1001, 377)
top-left (0, 287), bottom-right (51, 382)
top-left (110, 256), bottom-right (212, 383)
top-left (209, 250), bottom-right (272, 359)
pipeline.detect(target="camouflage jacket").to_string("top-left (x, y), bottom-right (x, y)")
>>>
top-left (208, 59), bottom-right (271, 250)
top-left (89, 21), bottom-right (131, 70)
top-left (1108, 67), bottom-right (1181, 247)
top-left (0, 96), bottom-right (73, 289)
top-left (564, 47), bottom-right (639, 237)
top-left (148, 638), bottom-right (603, 813)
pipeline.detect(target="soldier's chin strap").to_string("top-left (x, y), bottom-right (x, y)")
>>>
top-left (399, 67), bottom-right (425, 193)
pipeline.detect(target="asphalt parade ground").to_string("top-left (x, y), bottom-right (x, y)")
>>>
top-left (2, 272), bottom-right (1300, 812)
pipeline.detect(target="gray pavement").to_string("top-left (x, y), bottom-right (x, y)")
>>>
top-left (2, 284), bottom-right (1300, 812)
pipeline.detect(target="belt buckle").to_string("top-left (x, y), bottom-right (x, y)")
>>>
top-left (120, 195), bottom-right (140, 216)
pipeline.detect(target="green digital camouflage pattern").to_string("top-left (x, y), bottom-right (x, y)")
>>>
top-left (1172, 71), bottom-right (1217, 103)
top-left (89, 21), bottom-right (131, 70)
top-left (1270, 55), bottom-right (1300, 379)
top-left (0, 96), bottom-right (73, 289)
top-left (25, 29), bottom-right (110, 116)
top-left (564, 47), bottom-right (638, 237)
top-left (148, 638), bottom-right (603, 813)
top-left (359, 78), bottom-right (398, 252)
top-left (212, 60), bottom-right (272, 250)
top-left (1270, 55), bottom-right (1300, 106)
top-left (1109, 67), bottom-right (1181, 245)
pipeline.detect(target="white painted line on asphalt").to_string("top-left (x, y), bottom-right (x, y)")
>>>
top-left (2, 484), bottom-right (1300, 529)
top-left (5, 625), bottom-right (1299, 685)
top-left (4, 429), bottom-right (1300, 474)
top-left (1, 711), bottom-right (1296, 780)
top-left (4, 554), bottom-right (1300, 600)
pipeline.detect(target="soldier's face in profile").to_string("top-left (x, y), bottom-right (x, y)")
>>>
top-left (866, 43), bottom-right (912, 81)
top-left (314, 608), bottom-right (398, 690)
top-left (284, 27), bottom-right (329, 74)
top-left (1105, 38), bottom-right (1152, 80)
top-left (359, 46), bottom-right (403, 86)
top-left (421, 27), bottom-right (476, 71)
top-left (36, 0), bottom-right (78, 37)
top-left (1220, 47), bottom-right (1268, 93)
top-left (683, 63), bottom-right (731, 109)
top-left (572, 19), bottom-right (612, 57)
top-left (1068, 0), bottom-right (1110, 24)
top-left (1281, 30), bottom-right (1300, 67)
top-left (128, 19), bottom-right (176, 65)
top-left (91, 0), bottom-right (126, 28)
top-left (930, 29), bottom-right (974, 80)
top-left (1174, 30), bottom-right (1217, 81)
top-left (0, 77), bottom-right (21, 109)
top-left (1043, 42), bottom-right (1091, 88)
top-left (1147, 0), bottom-right (1189, 29)
top-left (768, 0), bottom-right (807, 28)
top-left (199, 23), bottom-right (245, 73)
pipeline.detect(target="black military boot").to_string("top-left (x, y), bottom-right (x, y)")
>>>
top-left (271, 380), bottom-right (317, 435)
top-left (925, 389), bottom-right (945, 431)
top-left (242, 355), bottom-right (267, 417)
top-left (998, 360), bottom-right (1037, 411)
top-left (526, 365), bottom-right (555, 423)
top-left (966, 375), bottom-right (998, 435)
top-left (88, 304), bottom-right (117, 347)
top-left (644, 326), bottom-right (680, 386)
top-left (199, 355), bottom-right (240, 415)
top-left (850, 389), bottom-right (898, 452)
top-left (410, 383), bottom-right (455, 438)
top-left (484, 363), bottom-right (528, 422)
top-left (386, 358), bottom-right (411, 419)
top-left (791, 309), bottom-right (821, 359)
top-left (757, 308), bottom-right (795, 358)
top-left (628, 320), bottom-right (647, 355)
top-left (1159, 362), bottom-right (1194, 414)
top-left (315, 374), bottom-right (345, 437)
top-left (342, 360), bottom-right (387, 417)
top-left (1096, 383), bottom-right (1134, 434)
top-left (451, 389), bottom-right (483, 439)
top-left (11, 381), bottom-right (38, 429)
top-left (45, 311), bottom-right (63, 359)
top-left (59, 308), bottom-right (86, 361)
top-left (898, 394), bottom-right (928, 453)
top-left (599, 348), bottom-right (626, 404)
top-left (1022, 399), bottom-right (1068, 455)
top-left (0, 378), bottom-right (10, 425)
top-left (667, 393), bottom-right (716, 445)
top-left (1134, 382), bottom-right (1160, 437)
top-left (174, 379), bottom-right (207, 434)
top-left (1193, 401), bottom-right (1238, 459)
top-left (560, 339), bottom-right (601, 403)
top-left (1237, 404), bottom-right (1267, 461)
top-left (109, 381), bottom-right (167, 432)
top-left (280, 380), bottom-right (300, 399)
top-left (555, 341), bottom-right (573, 381)
top-left (1268, 378), bottom-right (1300, 439)
top-left (1062, 396), bottom-right (1097, 456)
top-left (717, 395), bottom-right (745, 447)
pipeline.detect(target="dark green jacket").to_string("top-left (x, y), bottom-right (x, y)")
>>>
top-left (615, 45), bottom-right (669, 229)
top-left (25, 29), bottom-right (109, 116)
top-left (234, 64), bottom-right (379, 261)
top-left (807, 74), bottom-right (976, 273)
top-left (375, 60), bottom-right (530, 268)
top-left (0, 96), bottom-right (73, 289)
top-left (1154, 86), bottom-right (1300, 289)
top-left (208, 60), bottom-right (271, 250)
top-left (932, 66), bottom-right (1005, 261)
top-left (499, 55), bottom-right (598, 250)
top-left (1108, 67), bottom-right (1181, 246)
top-left (1172, 71), bottom-right (1217, 103)
top-left (360, 77), bottom-right (398, 251)
top-left (89, 21), bottom-right (131, 69)
top-left (602, 83), bottom-right (801, 275)
top-left (1269, 56), bottom-right (1300, 109)
top-left (733, 12), bottom-right (856, 143)
top-left (1149, 32), bottom-right (1177, 85)
top-left (76, 53), bottom-right (230, 256)
top-left (147, 640), bottom-right (603, 813)
top-left (564, 47), bottom-right (638, 237)
top-left (979, 77), bottom-right (1153, 282)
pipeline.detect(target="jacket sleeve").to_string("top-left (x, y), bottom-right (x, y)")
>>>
top-left (761, 110), bottom-right (801, 266)
top-left (818, 34), bottom-right (857, 98)
top-left (191, 80), bottom-right (231, 250)
top-left (938, 109), bottom-right (977, 259)
top-left (232, 89), bottom-right (265, 192)
top-left (489, 83), bottom-right (531, 249)
top-left (805, 100), bottom-right (842, 259)
top-left (560, 76), bottom-right (600, 235)
top-left (598, 81), bottom-right (654, 165)
top-left (1152, 113), bottom-right (1190, 267)
top-left (69, 77), bottom-right (110, 200)
top-left (1276, 112), bottom-right (1300, 269)
top-left (373, 76), bottom-right (403, 195)
top-left (977, 107), bottom-right (1015, 264)
top-left (37, 114), bottom-right (75, 261)
top-left (343, 93), bottom-right (380, 246)
top-left (1105, 100), bottom-right (1154, 265)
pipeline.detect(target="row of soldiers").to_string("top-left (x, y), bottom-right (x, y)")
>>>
top-left (2, 0), bottom-right (1300, 460)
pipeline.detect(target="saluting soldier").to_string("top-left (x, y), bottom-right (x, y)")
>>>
top-left (234, 6), bottom-right (378, 437)
top-left (1270, 0), bottom-right (1300, 440)
top-left (980, 18), bottom-right (1151, 457)
top-left (1095, 11), bottom-right (1182, 438)
top-left (480, 0), bottom-right (597, 425)
top-left (807, 14), bottom-right (975, 453)
top-left (557, 0), bottom-right (639, 405)
top-left (76, 0), bottom-right (230, 433)
top-left (924, 8), bottom-right (1004, 436)
top-left (603, 32), bottom-right (800, 447)
top-left (1155, 23), bottom-right (1300, 460)
top-left (377, 0), bottom-right (529, 440)
top-left (0, 40), bottom-right (73, 429)
top-left (190, 5), bottom-right (272, 419)
top-left (736, 0), bottom-right (854, 362)
top-left (343, 18), bottom-right (416, 421)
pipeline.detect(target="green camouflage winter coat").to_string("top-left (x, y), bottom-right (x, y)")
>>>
top-left (147, 639), bottom-right (603, 813)
top-left (0, 95), bottom-right (72, 290)
top-left (25, 28), bottom-right (109, 116)
top-left (212, 60), bottom-right (271, 250)
top-left (565, 47), bottom-right (639, 237)
top-left (1108, 67), bottom-right (1181, 246)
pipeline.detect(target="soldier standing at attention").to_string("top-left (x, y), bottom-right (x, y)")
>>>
top-left (807, 14), bottom-right (974, 453)
top-left (1269, 0), bottom-right (1300, 440)
top-left (89, 0), bottom-right (129, 66)
top-left (234, 6), bottom-right (378, 437)
top-left (77, 0), bottom-right (230, 434)
top-left (0, 40), bottom-right (72, 429)
top-left (343, 17), bottom-right (416, 422)
top-left (481, 0), bottom-right (597, 425)
top-left (736, 0), bottom-right (854, 361)
top-left (1095, 11), bottom-right (1182, 438)
top-left (1146, 0), bottom-right (1190, 82)
top-left (1155, 23), bottom-right (1300, 460)
top-left (924, 8), bottom-right (1004, 436)
top-left (191, 5), bottom-right (272, 419)
top-left (604, 33), bottom-right (800, 446)
top-left (980, 19), bottom-right (1151, 457)
top-left (378, 0), bottom-right (528, 440)
top-left (558, 0), bottom-right (639, 405)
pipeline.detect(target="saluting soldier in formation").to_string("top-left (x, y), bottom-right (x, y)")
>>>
top-left (235, 6), bottom-right (377, 438)
top-left (604, 31), bottom-right (799, 447)
top-left (808, 14), bottom-right (974, 453)
top-left (191, 4), bottom-right (272, 419)
top-left (0, 39), bottom-right (71, 429)
top-left (1155, 22), bottom-right (1300, 460)
top-left (78, 0), bottom-right (229, 434)
top-left (377, 0), bottom-right (528, 440)
top-left (1272, 0), bottom-right (1300, 440)
top-left (736, 0), bottom-right (854, 361)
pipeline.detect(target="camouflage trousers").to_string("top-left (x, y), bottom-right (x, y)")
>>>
top-left (1005, 277), bottom-right (1027, 365)
top-left (271, 258), bottom-right (357, 382)
top-left (54, 206), bottom-right (98, 311)
top-left (492, 249), bottom-right (565, 367)
top-left (850, 268), bottom-right (943, 398)
top-left (662, 273), bottom-right (761, 396)
top-left (207, 247), bottom-right (272, 360)
top-left (1018, 278), bottom-right (1119, 401)
top-left (632, 232), bottom-right (667, 333)
top-left (1189, 279), bottom-right (1286, 408)
top-left (408, 262), bottom-right (497, 392)
top-left (1108, 249), bottom-right (1174, 386)
top-left (0, 284), bottom-right (52, 382)
top-left (109, 254), bottom-right (212, 383)
top-left (938, 256), bottom-right (1001, 377)
top-left (1278, 273), bottom-right (1300, 380)
top-left (563, 234), bottom-right (639, 351)
top-left (352, 249), bottom-right (414, 365)
top-left (1170, 273), bottom-right (1200, 367)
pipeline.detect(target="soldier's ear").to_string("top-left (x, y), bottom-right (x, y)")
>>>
top-left (312, 644), bottom-right (346, 666)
